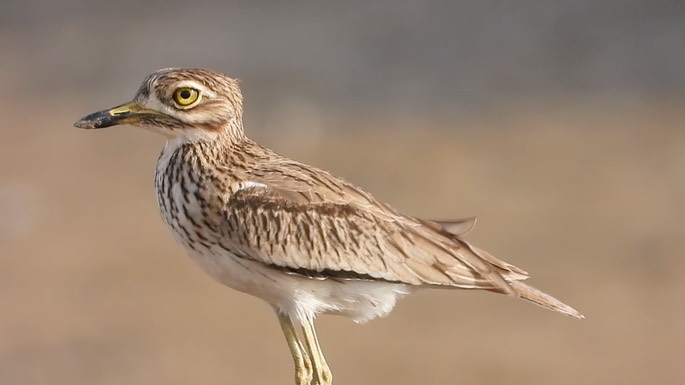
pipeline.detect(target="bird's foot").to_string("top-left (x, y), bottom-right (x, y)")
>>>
top-left (295, 350), bottom-right (313, 385)
top-left (312, 364), bottom-right (332, 385)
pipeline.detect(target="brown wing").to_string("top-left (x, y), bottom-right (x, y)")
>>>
top-left (218, 157), bottom-right (529, 293)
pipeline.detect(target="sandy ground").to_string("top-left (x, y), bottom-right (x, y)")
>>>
top-left (1, 97), bottom-right (684, 385)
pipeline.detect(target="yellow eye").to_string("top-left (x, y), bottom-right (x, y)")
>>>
top-left (172, 87), bottom-right (200, 107)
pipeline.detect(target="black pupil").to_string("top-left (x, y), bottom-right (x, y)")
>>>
top-left (180, 89), bottom-right (192, 99)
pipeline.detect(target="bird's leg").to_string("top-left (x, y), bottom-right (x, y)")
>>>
top-left (277, 312), bottom-right (313, 385)
top-left (301, 319), bottom-right (333, 385)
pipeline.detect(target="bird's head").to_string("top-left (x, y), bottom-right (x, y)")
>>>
top-left (75, 68), bottom-right (245, 142)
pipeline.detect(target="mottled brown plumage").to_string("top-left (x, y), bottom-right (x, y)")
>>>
top-left (75, 68), bottom-right (582, 385)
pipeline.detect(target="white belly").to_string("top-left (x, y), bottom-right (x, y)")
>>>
top-left (183, 240), bottom-right (412, 324)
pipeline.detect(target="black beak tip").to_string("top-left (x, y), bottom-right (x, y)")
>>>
top-left (74, 111), bottom-right (108, 129)
top-left (74, 119), bottom-right (94, 129)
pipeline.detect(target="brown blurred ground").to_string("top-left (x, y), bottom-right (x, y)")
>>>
top-left (1, 96), bottom-right (683, 385)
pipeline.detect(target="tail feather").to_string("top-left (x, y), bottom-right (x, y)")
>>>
top-left (508, 280), bottom-right (584, 319)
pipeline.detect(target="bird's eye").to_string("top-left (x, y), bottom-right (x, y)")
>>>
top-left (172, 87), bottom-right (200, 107)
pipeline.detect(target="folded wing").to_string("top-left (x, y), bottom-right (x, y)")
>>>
top-left (222, 158), bottom-right (527, 292)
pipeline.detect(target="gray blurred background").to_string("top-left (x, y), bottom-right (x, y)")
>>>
top-left (1, 1), bottom-right (684, 384)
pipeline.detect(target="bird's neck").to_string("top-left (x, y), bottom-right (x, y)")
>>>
top-left (170, 119), bottom-right (247, 146)
top-left (163, 124), bottom-right (257, 168)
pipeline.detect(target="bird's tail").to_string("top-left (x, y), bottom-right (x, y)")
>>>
top-left (507, 280), bottom-right (584, 319)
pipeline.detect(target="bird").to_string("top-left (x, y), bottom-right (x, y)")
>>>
top-left (75, 68), bottom-right (583, 385)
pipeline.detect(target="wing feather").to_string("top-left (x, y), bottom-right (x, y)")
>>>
top-left (217, 157), bottom-right (528, 292)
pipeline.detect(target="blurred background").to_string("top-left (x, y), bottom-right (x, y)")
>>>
top-left (1, 1), bottom-right (684, 384)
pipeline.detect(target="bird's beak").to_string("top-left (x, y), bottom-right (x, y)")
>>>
top-left (74, 101), bottom-right (163, 129)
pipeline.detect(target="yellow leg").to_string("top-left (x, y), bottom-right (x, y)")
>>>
top-left (277, 312), bottom-right (313, 385)
top-left (301, 319), bottom-right (333, 385)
